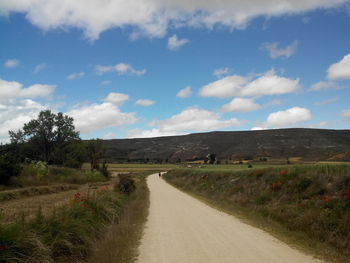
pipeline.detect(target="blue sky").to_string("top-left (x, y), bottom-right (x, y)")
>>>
top-left (0, 0), bottom-right (350, 142)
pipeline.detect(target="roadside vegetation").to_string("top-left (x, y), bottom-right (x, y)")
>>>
top-left (87, 171), bottom-right (150, 263)
top-left (0, 111), bottom-right (153, 262)
top-left (0, 171), bottom-right (150, 263)
top-left (164, 163), bottom-right (350, 263)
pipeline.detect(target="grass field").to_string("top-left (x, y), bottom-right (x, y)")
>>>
top-left (164, 163), bottom-right (350, 263)
top-left (82, 163), bottom-right (179, 172)
top-left (0, 171), bottom-right (152, 263)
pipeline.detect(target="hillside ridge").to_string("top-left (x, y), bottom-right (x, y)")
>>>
top-left (103, 128), bottom-right (350, 162)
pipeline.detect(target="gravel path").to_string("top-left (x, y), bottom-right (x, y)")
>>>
top-left (137, 174), bottom-right (324, 263)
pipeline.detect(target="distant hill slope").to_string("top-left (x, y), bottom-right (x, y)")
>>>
top-left (103, 128), bottom-right (350, 162)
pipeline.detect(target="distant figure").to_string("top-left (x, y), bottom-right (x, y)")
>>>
top-left (159, 172), bottom-right (161, 178)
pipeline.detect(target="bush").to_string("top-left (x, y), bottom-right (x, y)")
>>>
top-left (0, 153), bottom-right (21, 185)
top-left (116, 174), bottom-right (136, 194)
top-left (98, 162), bottom-right (111, 179)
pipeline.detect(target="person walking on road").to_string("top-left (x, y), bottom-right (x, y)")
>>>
top-left (159, 172), bottom-right (161, 178)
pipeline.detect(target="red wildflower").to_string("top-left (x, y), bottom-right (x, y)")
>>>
top-left (322, 196), bottom-right (329, 202)
top-left (344, 191), bottom-right (350, 198)
top-left (279, 170), bottom-right (288, 175)
top-left (74, 192), bottom-right (81, 199)
top-left (0, 245), bottom-right (9, 250)
top-left (269, 182), bottom-right (282, 192)
top-left (59, 218), bottom-right (65, 223)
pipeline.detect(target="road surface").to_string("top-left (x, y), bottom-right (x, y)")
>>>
top-left (137, 174), bottom-right (323, 263)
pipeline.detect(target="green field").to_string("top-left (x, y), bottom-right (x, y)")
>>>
top-left (82, 163), bottom-right (179, 172)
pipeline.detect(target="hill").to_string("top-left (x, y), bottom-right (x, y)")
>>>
top-left (103, 128), bottom-right (350, 162)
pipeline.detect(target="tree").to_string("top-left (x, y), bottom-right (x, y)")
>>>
top-left (0, 144), bottom-right (21, 185)
top-left (63, 140), bottom-right (86, 168)
top-left (85, 139), bottom-right (106, 171)
top-left (206, 153), bottom-right (217, 164)
top-left (9, 110), bottom-right (80, 164)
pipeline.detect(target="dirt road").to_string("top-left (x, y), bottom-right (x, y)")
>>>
top-left (137, 174), bottom-right (323, 263)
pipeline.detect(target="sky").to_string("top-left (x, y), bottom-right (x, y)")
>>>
top-left (0, 0), bottom-right (350, 142)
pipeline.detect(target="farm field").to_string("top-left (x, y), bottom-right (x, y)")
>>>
top-left (82, 163), bottom-right (179, 172)
top-left (0, 181), bottom-right (111, 223)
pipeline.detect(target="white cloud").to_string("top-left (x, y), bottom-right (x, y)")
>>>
top-left (327, 54), bottom-right (350, 80)
top-left (261, 40), bottom-right (299, 59)
top-left (95, 63), bottom-right (146, 76)
top-left (4, 59), bottom-right (20, 68)
top-left (127, 128), bottom-right (179, 138)
top-left (309, 121), bottom-right (328, 128)
top-left (339, 109), bottom-right (350, 118)
top-left (67, 102), bottom-right (137, 134)
top-left (309, 81), bottom-right (339, 91)
top-left (222, 98), bottom-right (260, 112)
top-left (100, 80), bottom-right (112, 86)
top-left (314, 97), bottom-right (338, 106)
top-left (135, 99), bottom-right (155, 106)
top-left (264, 99), bottom-right (282, 107)
top-left (200, 69), bottom-right (300, 98)
top-left (104, 92), bottom-right (129, 106)
top-left (0, 99), bottom-right (47, 143)
top-left (67, 71), bottom-right (85, 80)
top-left (0, 78), bottom-right (57, 142)
top-left (0, 1), bottom-right (345, 40)
top-left (33, 63), bottom-right (46, 73)
top-left (213, 67), bottom-right (231, 78)
top-left (302, 17), bottom-right (311, 24)
top-left (167, 34), bottom-right (189, 50)
top-left (147, 106), bottom-right (244, 134)
top-left (200, 75), bottom-right (247, 98)
top-left (176, 86), bottom-right (192, 98)
top-left (0, 78), bottom-right (55, 102)
top-left (251, 127), bottom-right (265, 131)
top-left (103, 132), bottom-right (117, 139)
top-left (263, 107), bottom-right (312, 128)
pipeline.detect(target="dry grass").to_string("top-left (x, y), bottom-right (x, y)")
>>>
top-left (86, 172), bottom-right (150, 263)
top-left (0, 181), bottom-right (112, 224)
top-left (0, 173), bottom-right (149, 263)
top-left (0, 184), bottom-right (78, 201)
top-left (164, 164), bottom-right (350, 263)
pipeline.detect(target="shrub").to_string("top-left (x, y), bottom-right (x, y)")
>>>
top-left (0, 153), bottom-right (21, 185)
top-left (116, 174), bottom-right (136, 194)
top-left (98, 162), bottom-right (111, 179)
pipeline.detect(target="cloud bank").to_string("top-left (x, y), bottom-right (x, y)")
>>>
top-left (0, 0), bottom-right (346, 40)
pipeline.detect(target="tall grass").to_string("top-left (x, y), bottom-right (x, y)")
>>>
top-left (164, 164), bottom-right (350, 263)
top-left (0, 172), bottom-right (151, 263)
top-left (87, 171), bottom-right (150, 263)
top-left (0, 190), bottom-right (125, 262)
top-left (11, 165), bottom-right (106, 187)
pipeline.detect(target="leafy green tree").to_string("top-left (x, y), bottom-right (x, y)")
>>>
top-left (0, 144), bottom-right (21, 185)
top-left (86, 139), bottom-right (106, 171)
top-left (63, 140), bottom-right (86, 168)
top-left (9, 110), bottom-right (80, 164)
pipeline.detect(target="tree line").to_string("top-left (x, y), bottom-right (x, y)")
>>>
top-left (0, 110), bottom-right (107, 185)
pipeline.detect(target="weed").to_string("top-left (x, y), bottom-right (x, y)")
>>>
top-left (164, 163), bottom-right (350, 262)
